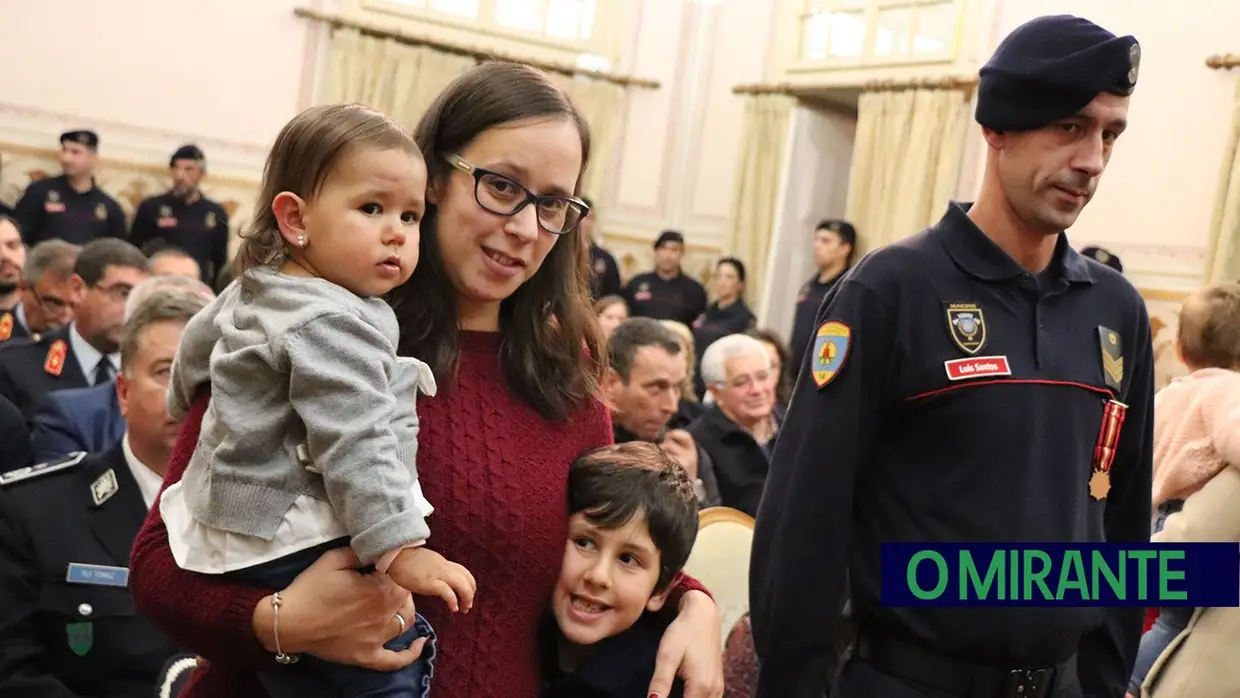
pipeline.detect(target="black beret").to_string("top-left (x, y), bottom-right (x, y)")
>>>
top-left (60, 130), bottom-right (99, 150)
top-left (170, 144), bottom-right (206, 168)
top-left (816, 219), bottom-right (857, 246)
top-left (976, 15), bottom-right (1140, 132)
top-left (654, 230), bottom-right (684, 249)
top-left (1080, 245), bottom-right (1123, 273)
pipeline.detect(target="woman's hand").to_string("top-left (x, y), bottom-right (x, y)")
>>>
top-left (251, 547), bottom-right (425, 671)
top-left (649, 589), bottom-right (725, 698)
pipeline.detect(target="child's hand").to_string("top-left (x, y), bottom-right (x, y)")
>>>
top-left (388, 547), bottom-right (477, 613)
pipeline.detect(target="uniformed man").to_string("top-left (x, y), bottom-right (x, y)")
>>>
top-left (623, 231), bottom-right (708, 326)
top-left (1081, 245), bottom-right (1124, 274)
top-left (789, 219), bottom-right (855, 368)
top-left (1, 239), bottom-right (80, 348)
top-left (0, 280), bottom-right (210, 696)
top-left (751, 15), bottom-right (1153, 698)
top-left (0, 239), bottom-right (150, 422)
top-left (582, 197), bottom-right (621, 300)
top-left (128, 145), bottom-right (231, 284)
top-left (13, 130), bottom-right (127, 246)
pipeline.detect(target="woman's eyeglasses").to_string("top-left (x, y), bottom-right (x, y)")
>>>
top-left (445, 154), bottom-right (589, 236)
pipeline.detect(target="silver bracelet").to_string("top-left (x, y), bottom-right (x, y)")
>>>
top-left (271, 592), bottom-right (300, 665)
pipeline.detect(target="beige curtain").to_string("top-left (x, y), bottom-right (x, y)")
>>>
top-left (320, 28), bottom-right (477, 130)
top-left (1204, 78), bottom-right (1240, 283)
top-left (552, 75), bottom-right (628, 202)
top-left (726, 94), bottom-right (796, 313)
top-left (845, 87), bottom-right (971, 254)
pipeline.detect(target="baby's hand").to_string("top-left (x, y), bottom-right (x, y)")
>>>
top-left (388, 547), bottom-right (477, 613)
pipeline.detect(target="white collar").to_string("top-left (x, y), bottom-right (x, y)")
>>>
top-left (12, 302), bottom-right (28, 333)
top-left (121, 433), bottom-right (163, 510)
top-left (67, 322), bottom-right (119, 384)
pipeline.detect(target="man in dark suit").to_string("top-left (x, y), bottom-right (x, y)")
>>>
top-left (29, 382), bottom-right (125, 463)
top-left (0, 239), bottom-right (149, 422)
top-left (0, 277), bottom-right (212, 697)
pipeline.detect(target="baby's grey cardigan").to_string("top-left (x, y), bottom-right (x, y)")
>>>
top-left (168, 268), bottom-right (436, 566)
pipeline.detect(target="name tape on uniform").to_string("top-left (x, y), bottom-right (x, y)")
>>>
top-left (944, 356), bottom-right (1011, 381)
top-left (66, 563), bottom-right (130, 588)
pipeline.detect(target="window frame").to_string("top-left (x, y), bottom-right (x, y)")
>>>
top-left (361, 0), bottom-right (604, 55)
top-left (792, 0), bottom-right (965, 72)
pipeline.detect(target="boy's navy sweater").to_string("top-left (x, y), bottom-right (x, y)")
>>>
top-left (539, 611), bottom-right (686, 698)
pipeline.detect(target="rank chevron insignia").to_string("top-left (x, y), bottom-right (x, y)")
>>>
top-left (1097, 326), bottom-right (1124, 392)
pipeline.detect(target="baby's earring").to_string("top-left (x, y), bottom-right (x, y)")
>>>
top-left (296, 234), bottom-right (306, 248)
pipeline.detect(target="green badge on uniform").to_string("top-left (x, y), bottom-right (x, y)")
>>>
top-left (1098, 326), bottom-right (1124, 393)
top-left (66, 621), bottom-right (93, 656)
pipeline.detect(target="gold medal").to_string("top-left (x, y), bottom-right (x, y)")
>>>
top-left (1089, 470), bottom-right (1111, 501)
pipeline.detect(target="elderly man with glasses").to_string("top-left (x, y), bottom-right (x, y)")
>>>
top-left (0, 238), bottom-right (149, 423)
top-left (0, 234), bottom-right (80, 347)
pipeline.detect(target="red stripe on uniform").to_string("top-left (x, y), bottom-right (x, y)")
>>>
top-left (907, 378), bottom-right (1113, 402)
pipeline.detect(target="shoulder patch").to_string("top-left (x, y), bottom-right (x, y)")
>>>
top-left (811, 321), bottom-right (851, 388)
top-left (44, 339), bottom-right (67, 376)
top-left (0, 451), bottom-right (88, 487)
top-left (0, 312), bottom-right (11, 341)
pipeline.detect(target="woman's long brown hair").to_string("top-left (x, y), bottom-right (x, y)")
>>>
top-left (387, 61), bottom-right (605, 422)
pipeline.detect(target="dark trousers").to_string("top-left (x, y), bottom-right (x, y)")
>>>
top-left (837, 657), bottom-right (1083, 698)
top-left (226, 538), bottom-right (437, 698)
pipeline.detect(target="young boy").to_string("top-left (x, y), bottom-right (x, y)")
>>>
top-left (541, 442), bottom-right (701, 698)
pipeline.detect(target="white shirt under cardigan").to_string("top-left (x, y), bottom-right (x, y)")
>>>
top-left (161, 268), bottom-right (435, 575)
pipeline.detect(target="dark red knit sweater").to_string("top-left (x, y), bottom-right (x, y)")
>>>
top-left (130, 331), bottom-right (707, 697)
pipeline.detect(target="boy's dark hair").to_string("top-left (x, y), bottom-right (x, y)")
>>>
top-left (568, 442), bottom-right (699, 592)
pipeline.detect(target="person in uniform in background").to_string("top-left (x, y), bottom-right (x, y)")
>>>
top-left (0, 239), bottom-right (80, 348)
top-left (1081, 245), bottom-right (1124, 274)
top-left (692, 257), bottom-right (757, 399)
top-left (789, 219), bottom-right (855, 368)
top-left (751, 15), bottom-right (1154, 698)
top-left (13, 131), bottom-right (127, 246)
top-left (0, 215), bottom-right (26, 315)
top-left (623, 231), bottom-right (708, 326)
top-left (582, 196), bottom-right (621, 300)
top-left (0, 280), bottom-right (211, 697)
top-left (148, 246), bottom-right (202, 279)
top-left (0, 239), bottom-right (150, 423)
top-left (128, 145), bottom-right (230, 284)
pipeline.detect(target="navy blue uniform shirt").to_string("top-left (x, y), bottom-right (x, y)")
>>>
top-left (13, 175), bottom-right (126, 246)
top-left (589, 243), bottom-right (622, 300)
top-left (623, 272), bottom-right (708, 327)
top-left (129, 191), bottom-right (230, 283)
top-left (751, 202), bottom-right (1155, 698)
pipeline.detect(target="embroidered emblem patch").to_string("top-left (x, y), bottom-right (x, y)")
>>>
top-left (44, 340), bottom-right (67, 376)
top-left (593, 258), bottom-right (606, 274)
top-left (90, 469), bottom-right (118, 507)
top-left (944, 355), bottom-right (1011, 381)
top-left (811, 321), bottom-right (851, 388)
top-left (159, 205), bottom-right (172, 218)
top-left (94, 203), bottom-right (107, 220)
top-left (945, 302), bottom-right (987, 355)
top-left (205, 211), bottom-right (217, 228)
top-left (0, 312), bottom-right (11, 341)
top-left (1098, 326), bottom-right (1124, 393)
top-left (67, 621), bottom-right (93, 656)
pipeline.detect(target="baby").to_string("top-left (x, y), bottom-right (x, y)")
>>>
top-left (1127, 281), bottom-right (1240, 697)
top-left (159, 104), bottom-right (475, 698)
